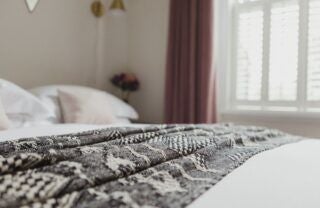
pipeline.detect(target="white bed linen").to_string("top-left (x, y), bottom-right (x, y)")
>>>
top-left (0, 124), bottom-right (146, 142)
top-left (0, 125), bottom-right (319, 208)
top-left (190, 139), bottom-right (320, 208)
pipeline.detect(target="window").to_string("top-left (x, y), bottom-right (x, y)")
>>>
top-left (230, 0), bottom-right (320, 112)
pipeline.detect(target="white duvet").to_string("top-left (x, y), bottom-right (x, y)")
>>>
top-left (0, 124), bottom-right (319, 208)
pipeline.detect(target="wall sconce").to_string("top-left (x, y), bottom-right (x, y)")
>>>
top-left (91, 1), bottom-right (105, 18)
top-left (91, 0), bottom-right (126, 18)
top-left (109, 0), bottom-right (126, 16)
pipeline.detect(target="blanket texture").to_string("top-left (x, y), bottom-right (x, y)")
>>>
top-left (0, 124), bottom-right (300, 208)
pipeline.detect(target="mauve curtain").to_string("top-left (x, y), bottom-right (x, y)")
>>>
top-left (165, 0), bottom-right (216, 124)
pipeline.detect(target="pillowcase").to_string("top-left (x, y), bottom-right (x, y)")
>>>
top-left (29, 94), bottom-right (62, 123)
top-left (0, 101), bottom-right (10, 130)
top-left (29, 85), bottom-right (139, 120)
top-left (0, 79), bottom-right (54, 119)
top-left (58, 89), bottom-right (118, 124)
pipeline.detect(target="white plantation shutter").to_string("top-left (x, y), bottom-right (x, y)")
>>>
top-left (269, 1), bottom-right (299, 101)
top-left (231, 0), bottom-right (320, 112)
top-left (307, 0), bottom-right (320, 101)
top-left (236, 10), bottom-right (264, 101)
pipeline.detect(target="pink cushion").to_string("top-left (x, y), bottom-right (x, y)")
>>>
top-left (58, 89), bottom-right (117, 124)
top-left (0, 101), bottom-right (10, 130)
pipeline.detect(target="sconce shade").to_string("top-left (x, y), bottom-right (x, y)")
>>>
top-left (110, 0), bottom-right (126, 15)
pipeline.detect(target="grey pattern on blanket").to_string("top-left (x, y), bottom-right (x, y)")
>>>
top-left (0, 124), bottom-right (300, 208)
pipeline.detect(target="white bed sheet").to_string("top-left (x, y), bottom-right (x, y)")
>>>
top-left (0, 125), bottom-right (319, 208)
top-left (0, 124), bottom-right (146, 142)
top-left (190, 139), bottom-right (320, 208)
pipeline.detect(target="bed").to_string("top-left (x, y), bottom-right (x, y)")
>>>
top-left (1, 80), bottom-right (319, 208)
top-left (0, 123), bottom-right (319, 208)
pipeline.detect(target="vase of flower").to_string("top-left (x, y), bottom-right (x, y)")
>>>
top-left (111, 73), bottom-right (140, 103)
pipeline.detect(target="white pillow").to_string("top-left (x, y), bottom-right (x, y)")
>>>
top-left (7, 114), bottom-right (58, 128)
top-left (29, 85), bottom-right (139, 120)
top-left (30, 94), bottom-right (62, 123)
top-left (0, 79), bottom-right (54, 119)
top-left (0, 100), bottom-right (10, 130)
top-left (58, 89), bottom-right (118, 124)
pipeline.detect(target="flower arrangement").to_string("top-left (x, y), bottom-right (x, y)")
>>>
top-left (111, 73), bottom-right (140, 102)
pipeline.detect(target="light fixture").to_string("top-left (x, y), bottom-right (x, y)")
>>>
top-left (91, 1), bottom-right (105, 18)
top-left (109, 0), bottom-right (126, 16)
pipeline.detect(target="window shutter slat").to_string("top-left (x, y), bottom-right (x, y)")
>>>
top-left (268, 1), bottom-right (299, 101)
top-left (236, 9), bottom-right (264, 101)
top-left (307, 0), bottom-right (320, 101)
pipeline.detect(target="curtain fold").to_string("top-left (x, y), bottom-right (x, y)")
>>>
top-left (165, 0), bottom-right (216, 124)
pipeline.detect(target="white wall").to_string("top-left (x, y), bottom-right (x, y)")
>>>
top-left (96, 0), bottom-right (129, 90)
top-left (221, 113), bottom-right (320, 138)
top-left (127, 0), bottom-right (169, 123)
top-left (0, 0), bottom-right (127, 89)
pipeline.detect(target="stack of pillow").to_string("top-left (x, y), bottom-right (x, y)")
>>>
top-left (0, 79), bottom-right (139, 131)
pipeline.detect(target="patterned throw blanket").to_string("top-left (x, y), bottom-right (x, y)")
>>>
top-left (0, 124), bottom-right (300, 208)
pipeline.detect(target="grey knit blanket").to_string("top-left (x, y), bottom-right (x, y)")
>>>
top-left (0, 124), bottom-right (300, 208)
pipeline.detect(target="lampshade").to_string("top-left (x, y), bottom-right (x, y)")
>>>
top-left (109, 0), bottom-right (126, 16)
